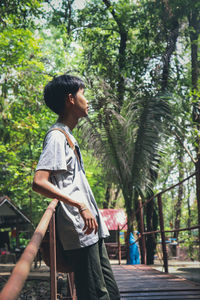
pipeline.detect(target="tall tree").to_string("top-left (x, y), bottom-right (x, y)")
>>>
top-left (188, 0), bottom-right (200, 258)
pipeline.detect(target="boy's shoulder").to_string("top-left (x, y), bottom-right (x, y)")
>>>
top-left (44, 123), bottom-right (76, 148)
top-left (43, 125), bottom-right (66, 147)
top-left (45, 127), bottom-right (66, 140)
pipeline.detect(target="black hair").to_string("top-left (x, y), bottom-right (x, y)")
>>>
top-left (44, 74), bottom-right (85, 115)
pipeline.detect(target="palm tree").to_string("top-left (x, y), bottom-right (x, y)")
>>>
top-left (81, 80), bottom-right (170, 262)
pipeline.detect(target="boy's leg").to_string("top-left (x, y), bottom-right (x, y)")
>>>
top-left (99, 239), bottom-right (121, 300)
top-left (64, 242), bottom-right (110, 300)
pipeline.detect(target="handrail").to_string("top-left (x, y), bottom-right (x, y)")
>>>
top-left (143, 224), bottom-right (200, 235)
top-left (119, 171), bottom-right (197, 232)
top-left (0, 199), bottom-right (58, 300)
top-left (118, 171), bottom-right (199, 272)
top-left (136, 171), bottom-right (197, 214)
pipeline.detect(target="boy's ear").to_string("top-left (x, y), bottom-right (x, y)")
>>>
top-left (67, 93), bottom-right (75, 105)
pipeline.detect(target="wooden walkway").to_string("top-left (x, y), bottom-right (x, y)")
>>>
top-left (112, 264), bottom-right (200, 300)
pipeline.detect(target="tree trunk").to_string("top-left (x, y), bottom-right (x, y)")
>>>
top-left (103, 183), bottom-right (112, 208)
top-left (146, 199), bottom-right (157, 264)
top-left (111, 186), bottom-right (120, 208)
top-left (188, 7), bottom-right (200, 259)
top-left (195, 158), bottom-right (200, 260)
top-left (124, 189), bottom-right (134, 233)
top-left (173, 150), bottom-right (184, 239)
top-left (102, 0), bottom-right (127, 110)
top-left (187, 175), bottom-right (193, 258)
top-left (135, 196), bottom-right (146, 264)
top-left (122, 185), bottom-right (134, 264)
top-left (29, 135), bottom-right (33, 222)
top-left (117, 31), bottom-right (127, 108)
top-left (161, 19), bottom-right (179, 91)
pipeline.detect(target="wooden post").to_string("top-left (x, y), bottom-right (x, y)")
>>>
top-left (139, 199), bottom-right (146, 264)
top-left (126, 230), bottom-right (130, 264)
top-left (195, 162), bottom-right (200, 260)
top-left (118, 225), bottom-right (121, 265)
top-left (49, 213), bottom-right (57, 300)
top-left (16, 218), bottom-right (20, 249)
top-left (67, 272), bottom-right (77, 300)
top-left (157, 194), bottom-right (168, 273)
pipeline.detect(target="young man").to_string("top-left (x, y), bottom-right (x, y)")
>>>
top-left (32, 75), bottom-right (120, 300)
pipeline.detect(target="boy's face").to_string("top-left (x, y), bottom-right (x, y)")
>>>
top-left (73, 88), bottom-right (89, 118)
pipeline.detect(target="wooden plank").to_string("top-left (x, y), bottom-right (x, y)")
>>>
top-left (121, 295), bottom-right (200, 300)
top-left (120, 291), bottom-right (200, 296)
top-left (111, 264), bottom-right (200, 299)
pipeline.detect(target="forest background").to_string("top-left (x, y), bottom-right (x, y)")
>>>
top-left (0, 0), bottom-right (200, 264)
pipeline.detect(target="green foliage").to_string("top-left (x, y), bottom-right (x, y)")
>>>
top-left (0, 2), bottom-right (55, 224)
top-left (0, 0), bottom-right (42, 29)
top-left (81, 149), bottom-right (107, 207)
top-left (0, 0), bottom-right (200, 252)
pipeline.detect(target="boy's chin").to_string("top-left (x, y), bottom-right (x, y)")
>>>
top-left (84, 110), bottom-right (89, 117)
top-left (79, 112), bottom-right (88, 119)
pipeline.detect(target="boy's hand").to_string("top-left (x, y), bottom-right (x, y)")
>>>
top-left (80, 208), bottom-right (98, 235)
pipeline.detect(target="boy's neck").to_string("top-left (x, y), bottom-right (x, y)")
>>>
top-left (57, 115), bottom-right (78, 131)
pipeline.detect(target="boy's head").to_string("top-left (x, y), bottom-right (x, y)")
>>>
top-left (44, 74), bottom-right (85, 115)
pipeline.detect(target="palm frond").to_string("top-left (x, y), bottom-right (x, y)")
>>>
top-left (129, 91), bottom-right (171, 195)
top-left (81, 80), bottom-right (171, 207)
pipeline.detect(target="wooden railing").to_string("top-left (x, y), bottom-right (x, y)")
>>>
top-left (0, 199), bottom-right (76, 300)
top-left (1, 172), bottom-right (199, 298)
top-left (117, 171), bottom-right (200, 273)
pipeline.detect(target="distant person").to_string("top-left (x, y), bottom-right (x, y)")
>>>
top-left (32, 74), bottom-right (120, 300)
top-left (128, 232), bottom-right (140, 265)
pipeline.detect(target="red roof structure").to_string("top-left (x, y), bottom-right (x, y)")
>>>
top-left (99, 209), bottom-right (127, 230)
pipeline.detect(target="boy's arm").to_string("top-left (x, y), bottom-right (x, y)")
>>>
top-left (32, 170), bottom-right (98, 235)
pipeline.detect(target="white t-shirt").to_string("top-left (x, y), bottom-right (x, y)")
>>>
top-left (36, 122), bottom-right (109, 250)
